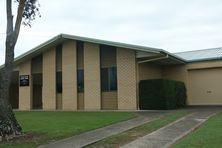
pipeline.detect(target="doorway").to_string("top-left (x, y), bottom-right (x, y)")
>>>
top-left (32, 73), bottom-right (42, 109)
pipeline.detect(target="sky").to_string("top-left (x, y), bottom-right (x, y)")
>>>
top-left (1, 0), bottom-right (222, 64)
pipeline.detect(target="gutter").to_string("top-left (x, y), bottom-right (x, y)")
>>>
top-left (137, 54), bottom-right (169, 64)
top-left (159, 50), bottom-right (187, 64)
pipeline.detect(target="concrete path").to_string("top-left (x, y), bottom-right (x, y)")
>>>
top-left (39, 111), bottom-right (168, 148)
top-left (121, 110), bottom-right (218, 148)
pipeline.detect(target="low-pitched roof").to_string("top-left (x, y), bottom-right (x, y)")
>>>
top-left (175, 47), bottom-right (222, 62)
top-left (0, 33), bottom-right (186, 70)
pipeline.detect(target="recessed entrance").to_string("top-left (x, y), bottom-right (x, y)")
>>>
top-left (31, 54), bottom-right (43, 109)
top-left (32, 73), bottom-right (42, 109)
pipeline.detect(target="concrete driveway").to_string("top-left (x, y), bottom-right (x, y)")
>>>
top-left (121, 106), bottom-right (221, 148)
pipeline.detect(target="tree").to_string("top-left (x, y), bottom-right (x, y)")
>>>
top-left (0, 0), bottom-right (40, 140)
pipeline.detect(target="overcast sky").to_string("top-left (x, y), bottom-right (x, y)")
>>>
top-left (1, 0), bottom-right (222, 64)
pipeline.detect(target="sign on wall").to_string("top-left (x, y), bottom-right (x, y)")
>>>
top-left (19, 75), bottom-right (29, 87)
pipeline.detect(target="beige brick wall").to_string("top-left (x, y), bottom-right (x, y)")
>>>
top-left (187, 60), bottom-right (222, 70)
top-left (62, 41), bottom-right (77, 110)
top-left (42, 47), bottom-right (56, 110)
top-left (19, 60), bottom-right (32, 110)
top-left (84, 42), bottom-right (101, 110)
top-left (139, 63), bottom-right (162, 80)
top-left (162, 65), bottom-right (188, 85)
top-left (117, 48), bottom-right (137, 110)
top-left (101, 92), bottom-right (117, 110)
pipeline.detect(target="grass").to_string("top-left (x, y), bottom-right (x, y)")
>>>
top-left (86, 111), bottom-right (189, 148)
top-left (0, 111), bottom-right (136, 148)
top-left (173, 111), bottom-right (222, 148)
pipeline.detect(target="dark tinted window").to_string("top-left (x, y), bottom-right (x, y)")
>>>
top-left (101, 68), bottom-right (109, 91)
top-left (101, 67), bottom-right (117, 91)
top-left (109, 67), bottom-right (117, 90)
top-left (77, 69), bottom-right (84, 92)
top-left (56, 72), bottom-right (62, 93)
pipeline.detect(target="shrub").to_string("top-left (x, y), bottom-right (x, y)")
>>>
top-left (139, 79), bottom-right (186, 110)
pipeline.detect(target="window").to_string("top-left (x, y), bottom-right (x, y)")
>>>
top-left (101, 67), bottom-right (117, 91)
top-left (56, 72), bottom-right (62, 93)
top-left (101, 68), bottom-right (109, 91)
top-left (109, 67), bottom-right (117, 90)
top-left (77, 69), bottom-right (84, 92)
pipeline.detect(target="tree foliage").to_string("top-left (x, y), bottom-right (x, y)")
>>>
top-left (16, 0), bottom-right (41, 26)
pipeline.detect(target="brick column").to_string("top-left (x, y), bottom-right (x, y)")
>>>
top-left (42, 47), bottom-right (56, 110)
top-left (117, 48), bottom-right (137, 110)
top-left (19, 60), bottom-right (32, 110)
top-left (84, 42), bottom-right (101, 110)
top-left (62, 41), bottom-right (77, 110)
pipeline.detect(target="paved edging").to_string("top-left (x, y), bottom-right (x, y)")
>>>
top-left (39, 112), bottom-right (167, 148)
top-left (121, 111), bottom-right (218, 148)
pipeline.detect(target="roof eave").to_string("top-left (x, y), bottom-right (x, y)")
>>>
top-left (61, 34), bottom-right (162, 54)
top-left (0, 34), bottom-right (64, 70)
top-left (0, 33), bottom-right (187, 70)
top-left (187, 57), bottom-right (222, 63)
top-left (61, 34), bottom-right (187, 63)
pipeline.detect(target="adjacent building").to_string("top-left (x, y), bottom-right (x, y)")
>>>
top-left (1, 34), bottom-right (222, 111)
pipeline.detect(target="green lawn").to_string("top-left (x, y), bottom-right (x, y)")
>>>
top-left (87, 111), bottom-right (188, 148)
top-left (1, 111), bottom-right (135, 148)
top-left (174, 112), bottom-right (222, 148)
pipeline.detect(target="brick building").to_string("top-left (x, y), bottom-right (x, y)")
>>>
top-left (2, 34), bottom-right (222, 110)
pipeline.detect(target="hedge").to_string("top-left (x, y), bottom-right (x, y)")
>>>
top-left (139, 79), bottom-right (186, 110)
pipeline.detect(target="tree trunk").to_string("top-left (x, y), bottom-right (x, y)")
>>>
top-left (0, 0), bottom-right (39, 140)
top-left (0, 0), bottom-right (26, 140)
top-left (0, 37), bottom-right (22, 140)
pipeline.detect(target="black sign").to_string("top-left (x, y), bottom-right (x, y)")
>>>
top-left (19, 75), bottom-right (29, 86)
